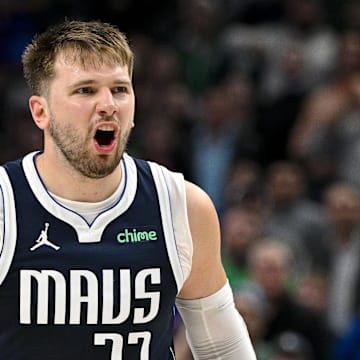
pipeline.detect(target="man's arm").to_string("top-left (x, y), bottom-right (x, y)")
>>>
top-left (178, 181), bottom-right (226, 299)
top-left (176, 181), bottom-right (257, 359)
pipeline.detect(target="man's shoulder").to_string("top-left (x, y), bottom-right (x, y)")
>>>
top-left (126, 154), bottom-right (185, 186)
top-left (130, 155), bottom-right (184, 176)
top-left (2, 151), bottom-right (39, 173)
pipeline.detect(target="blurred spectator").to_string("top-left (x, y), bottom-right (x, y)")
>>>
top-left (130, 33), bottom-right (156, 86)
top-left (255, 85), bottom-right (306, 166)
top-left (174, 0), bottom-right (228, 94)
top-left (140, 44), bottom-right (183, 88)
top-left (132, 110), bottom-right (183, 171)
top-left (289, 30), bottom-right (360, 196)
top-left (260, 0), bottom-right (338, 102)
top-left (222, 0), bottom-right (338, 104)
top-left (263, 161), bottom-right (329, 273)
top-left (234, 283), bottom-right (273, 360)
top-left (187, 72), bottom-right (259, 211)
top-left (246, 239), bottom-right (334, 360)
top-left (323, 181), bottom-right (360, 337)
top-left (132, 43), bottom-right (185, 119)
top-left (295, 272), bottom-right (329, 316)
top-left (130, 42), bottom-right (193, 176)
top-left (270, 331), bottom-right (314, 360)
top-left (253, 0), bottom-right (337, 165)
top-left (187, 83), bottom-right (245, 210)
top-left (222, 0), bottom-right (338, 167)
top-left (223, 158), bottom-right (265, 211)
top-left (221, 71), bottom-right (260, 159)
top-left (221, 204), bottom-right (264, 288)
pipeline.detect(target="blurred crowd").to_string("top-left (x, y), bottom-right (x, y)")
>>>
top-left (4, 0), bottom-right (360, 359)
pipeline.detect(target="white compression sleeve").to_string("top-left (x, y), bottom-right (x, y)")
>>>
top-left (175, 281), bottom-right (257, 360)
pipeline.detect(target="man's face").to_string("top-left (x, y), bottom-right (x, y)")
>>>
top-left (44, 53), bottom-right (135, 178)
top-left (251, 247), bottom-right (288, 300)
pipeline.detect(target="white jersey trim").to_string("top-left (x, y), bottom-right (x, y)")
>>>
top-left (0, 167), bottom-right (17, 286)
top-left (21, 152), bottom-right (138, 243)
top-left (149, 162), bottom-right (193, 294)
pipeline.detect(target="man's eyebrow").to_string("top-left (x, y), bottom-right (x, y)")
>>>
top-left (112, 79), bottom-right (132, 86)
top-left (69, 79), bottom-right (132, 88)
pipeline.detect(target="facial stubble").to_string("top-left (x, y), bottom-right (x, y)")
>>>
top-left (49, 115), bottom-right (131, 179)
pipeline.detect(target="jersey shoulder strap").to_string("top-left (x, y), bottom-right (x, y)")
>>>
top-left (145, 159), bottom-right (193, 291)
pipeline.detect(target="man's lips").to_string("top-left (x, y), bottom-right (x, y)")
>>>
top-left (93, 122), bottom-right (119, 137)
top-left (94, 139), bottom-right (117, 153)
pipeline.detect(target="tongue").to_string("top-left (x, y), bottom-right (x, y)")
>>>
top-left (94, 139), bottom-right (116, 153)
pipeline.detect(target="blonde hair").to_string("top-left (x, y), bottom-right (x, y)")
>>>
top-left (22, 20), bottom-right (134, 95)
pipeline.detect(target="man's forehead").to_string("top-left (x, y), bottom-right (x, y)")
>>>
top-left (53, 52), bottom-right (129, 77)
top-left (55, 49), bottom-right (124, 71)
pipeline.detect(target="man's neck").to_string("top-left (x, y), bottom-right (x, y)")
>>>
top-left (35, 152), bottom-right (122, 202)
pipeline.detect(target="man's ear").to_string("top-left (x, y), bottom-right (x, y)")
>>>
top-left (29, 95), bottom-right (50, 129)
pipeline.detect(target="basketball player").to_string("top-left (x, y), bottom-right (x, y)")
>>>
top-left (0, 20), bottom-right (256, 359)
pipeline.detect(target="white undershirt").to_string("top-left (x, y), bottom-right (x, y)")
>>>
top-left (50, 179), bottom-right (125, 224)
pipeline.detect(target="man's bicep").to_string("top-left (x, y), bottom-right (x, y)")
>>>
top-left (178, 182), bottom-right (227, 300)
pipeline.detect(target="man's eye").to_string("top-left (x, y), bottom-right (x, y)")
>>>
top-left (77, 87), bottom-right (93, 94)
top-left (113, 86), bottom-right (128, 94)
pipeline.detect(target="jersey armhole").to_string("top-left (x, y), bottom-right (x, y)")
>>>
top-left (0, 166), bottom-right (17, 286)
top-left (149, 162), bottom-right (193, 294)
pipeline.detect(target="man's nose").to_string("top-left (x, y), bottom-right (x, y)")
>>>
top-left (95, 88), bottom-right (116, 116)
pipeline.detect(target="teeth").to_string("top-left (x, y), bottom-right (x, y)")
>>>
top-left (97, 125), bottom-right (114, 131)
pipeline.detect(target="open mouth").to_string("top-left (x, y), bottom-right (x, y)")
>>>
top-left (93, 125), bottom-right (117, 152)
top-left (95, 129), bottom-right (115, 146)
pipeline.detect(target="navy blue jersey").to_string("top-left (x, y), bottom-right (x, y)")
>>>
top-left (0, 152), bottom-right (191, 360)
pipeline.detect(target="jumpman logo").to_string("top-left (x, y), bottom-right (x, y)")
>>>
top-left (30, 222), bottom-right (60, 251)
